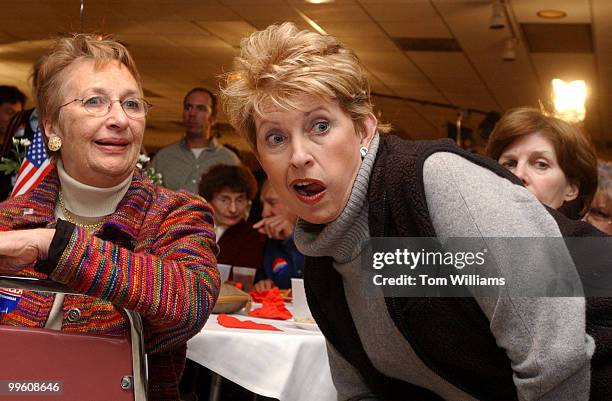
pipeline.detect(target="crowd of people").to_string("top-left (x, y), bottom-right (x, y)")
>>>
top-left (0, 22), bottom-right (610, 401)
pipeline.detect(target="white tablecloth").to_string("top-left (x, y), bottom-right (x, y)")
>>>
top-left (187, 309), bottom-right (337, 401)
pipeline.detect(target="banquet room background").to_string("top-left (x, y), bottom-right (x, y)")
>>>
top-left (1, 0), bottom-right (610, 159)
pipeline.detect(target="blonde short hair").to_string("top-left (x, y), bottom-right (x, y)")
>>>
top-left (220, 22), bottom-right (387, 149)
top-left (486, 107), bottom-right (598, 215)
top-left (36, 33), bottom-right (142, 128)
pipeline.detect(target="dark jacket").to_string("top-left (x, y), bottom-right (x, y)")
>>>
top-left (305, 135), bottom-right (612, 401)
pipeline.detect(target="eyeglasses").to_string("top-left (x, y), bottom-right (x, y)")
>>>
top-left (215, 196), bottom-right (249, 209)
top-left (59, 95), bottom-right (152, 119)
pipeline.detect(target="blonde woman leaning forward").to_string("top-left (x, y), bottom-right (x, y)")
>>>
top-left (219, 23), bottom-right (612, 401)
top-left (0, 34), bottom-right (220, 400)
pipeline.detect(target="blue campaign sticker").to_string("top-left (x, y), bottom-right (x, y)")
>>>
top-left (0, 288), bottom-right (22, 314)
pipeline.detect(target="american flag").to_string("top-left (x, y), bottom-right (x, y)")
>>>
top-left (10, 127), bottom-right (53, 197)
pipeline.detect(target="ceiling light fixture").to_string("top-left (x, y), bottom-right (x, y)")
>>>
top-left (490, 0), bottom-right (506, 29)
top-left (537, 9), bottom-right (567, 19)
top-left (304, 0), bottom-right (335, 3)
top-left (502, 38), bottom-right (516, 61)
top-left (294, 8), bottom-right (327, 35)
top-left (552, 78), bottom-right (587, 122)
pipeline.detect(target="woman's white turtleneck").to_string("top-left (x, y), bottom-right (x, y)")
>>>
top-left (45, 160), bottom-right (133, 329)
top-left (55, 160), bottom-right (133, 225)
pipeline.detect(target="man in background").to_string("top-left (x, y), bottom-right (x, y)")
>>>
top-left (253, 178), bottom-right (305, 290)
top-left (151, 87), bottom-right (239, 193)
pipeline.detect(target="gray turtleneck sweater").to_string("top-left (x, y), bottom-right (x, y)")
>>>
top-left (294, 134), bottom-right (593, 401)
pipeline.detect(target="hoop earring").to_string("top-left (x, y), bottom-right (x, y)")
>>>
top-left (48, 136), bottom-right (62, 152)
top-left (359, 146), bottom-right (368, 160)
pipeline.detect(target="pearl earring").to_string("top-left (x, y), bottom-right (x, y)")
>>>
top-left (359, 146), bottom-right (368, 159)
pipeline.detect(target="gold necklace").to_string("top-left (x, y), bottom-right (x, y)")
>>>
top-left (57, 191), bottom-right (105, 232)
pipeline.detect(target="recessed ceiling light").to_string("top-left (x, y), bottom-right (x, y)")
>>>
top-left (305, 0), bottom-right (334, 4)
top-left (537, 9), bottom-right (567, 19)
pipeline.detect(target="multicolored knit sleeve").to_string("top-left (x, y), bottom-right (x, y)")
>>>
top-left (49, 190), bottom-right (221, 354)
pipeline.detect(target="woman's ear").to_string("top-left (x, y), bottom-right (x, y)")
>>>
top-left (42, 118), bottom-right (57, 141)
top-left (359, 112), bottom-right (377, 148)
top-left (564, 181), bottom-right (579, 202)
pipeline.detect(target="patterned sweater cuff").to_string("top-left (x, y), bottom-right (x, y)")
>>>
top-left (34, 219), bottom-right (76, 276)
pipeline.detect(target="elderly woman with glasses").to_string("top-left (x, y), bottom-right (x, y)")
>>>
top-left (0, 34), bottom-right (220, 400)
top-left (218, 23), bottom-right (611, 401)
top-left (199, 164), bottom-right (266, 273)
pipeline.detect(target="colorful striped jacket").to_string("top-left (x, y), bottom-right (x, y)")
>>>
top-left (0, 167), bottom-right (221, 400)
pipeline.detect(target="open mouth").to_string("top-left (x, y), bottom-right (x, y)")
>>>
top-left (291, 179), bottom-right (326, 204)
top-left (94, 139), bottom-right (129, 151)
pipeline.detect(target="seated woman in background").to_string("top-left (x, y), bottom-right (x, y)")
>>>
top-left (221, 22), bottom-right (602, 401)
top-left (485, 108), bottom-right (598, 220)
top-left (0, 34), bottom-right (220, 400)
top-left (584, 161), bottom-right (612, 235)
top-left (199, 164), bottom-right (266, 274)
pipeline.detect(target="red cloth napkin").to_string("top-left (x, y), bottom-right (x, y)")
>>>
top-left (249, 287), bottom-right (282, 303)
top-left (248, 288), bottom-right (293, 320)
top-left (217, 314), bottom-right (280, 331)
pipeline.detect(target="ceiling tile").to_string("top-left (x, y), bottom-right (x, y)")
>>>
top-left (319, 21), bottom-right (387, 37)
top-left (511, 0), bottom-right (591, 23)
top-left (296, 4), bottom-right (371, 22)
top-left (196, 20), bottom-right (257, 47)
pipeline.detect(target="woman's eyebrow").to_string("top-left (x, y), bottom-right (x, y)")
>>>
top-left (82, 87), bottom-right (140, 97)
top-left (256, 106), bottom-right (329, 131)
top-left (530, 150), bottom-right (554, 158)
top-left (304, 107), bottom-right (328, 116)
